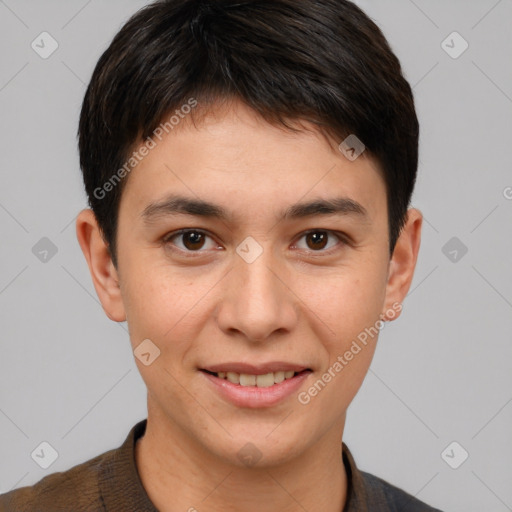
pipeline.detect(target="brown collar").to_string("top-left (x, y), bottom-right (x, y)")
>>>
top-left (98, 419), bottom-right (380, 512)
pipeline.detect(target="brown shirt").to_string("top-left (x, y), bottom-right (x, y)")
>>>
top-left (0, 419), bottom-right (442, 511)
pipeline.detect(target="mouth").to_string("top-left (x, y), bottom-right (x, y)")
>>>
top-left (200, 369), bottom-right (311, 388)
top-left (199, 362), bottom-right (313, 407)
top-left (200, 366), bottom-right (312, 408)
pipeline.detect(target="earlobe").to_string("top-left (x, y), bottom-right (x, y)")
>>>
top-left (75, 209), bottom-right (126, 322)
top-left (381, 208), bottom-right (422, 321)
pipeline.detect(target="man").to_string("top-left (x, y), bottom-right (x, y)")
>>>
top-left (0, 0), bottom-right (443, 510)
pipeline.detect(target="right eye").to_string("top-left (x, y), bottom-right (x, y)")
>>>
top-left (162, 229), bottom-right (221, 253)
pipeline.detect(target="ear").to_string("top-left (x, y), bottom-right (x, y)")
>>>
top-left (75, 209), bottom-right (126, 322)
top-left (381, 208), bottom-right (422, 321)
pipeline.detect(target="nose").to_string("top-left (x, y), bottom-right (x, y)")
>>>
top-left (214, 246), bottom-right (299, 342)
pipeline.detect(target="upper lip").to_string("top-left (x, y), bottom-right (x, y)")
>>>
top-left (201, 362), bottom-right (310, 374)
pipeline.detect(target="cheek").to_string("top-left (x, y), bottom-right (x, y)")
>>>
top-left (120, 258), bottom-right (224, 357)
top-left (120, 262), bottom-right (186, 343)
top-left (298, 271), bottom-right (384, 414)
top-left (305, 260), bottom-right (387, 343)
top-left (121, 268), bottom-right (205, 400)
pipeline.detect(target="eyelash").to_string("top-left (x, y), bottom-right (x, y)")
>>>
top-left (162, 228), bottom-right (348, 256)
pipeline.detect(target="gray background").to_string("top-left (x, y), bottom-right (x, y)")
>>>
top-left (0, 1), bottom-right (511, 510)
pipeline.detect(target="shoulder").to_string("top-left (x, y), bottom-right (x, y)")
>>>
top-left (359, 470), bottom-right (444, 512)
top-left (342, 442), bottom-right (443, 512)
top-left (0, 448), bottom-right (115, 512)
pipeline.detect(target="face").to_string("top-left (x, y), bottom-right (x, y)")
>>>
top-left (78, 99), bottom-right (421, 468)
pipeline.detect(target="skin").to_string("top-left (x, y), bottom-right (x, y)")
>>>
top-left (76, 99), bottom-right (422, 512)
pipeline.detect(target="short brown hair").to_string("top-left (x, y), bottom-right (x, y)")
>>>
top-left (78, 0), bottom-right (419, 267)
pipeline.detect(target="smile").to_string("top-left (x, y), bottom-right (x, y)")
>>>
top-left (203, 369), bottom-right (307, 387)
top-left (200, 366), bottom-right (313, 408)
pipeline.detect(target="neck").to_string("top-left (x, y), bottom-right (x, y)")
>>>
top-left (135, 406), bottom-right (347, 512)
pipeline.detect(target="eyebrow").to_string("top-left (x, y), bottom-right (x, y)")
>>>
top-left (141, 194), bottom-right (368, 224)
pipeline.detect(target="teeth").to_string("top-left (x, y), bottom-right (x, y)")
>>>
top-left (240, 374), bottom-right (256, 386)
top-left (226, 372), bottom-right (240, 384)
top-left (215, 370), bottom-right (299, 387)
top-left (273, 371), bottom-right (285, 384)
top-left (256, 373), bottom-right (274, 387)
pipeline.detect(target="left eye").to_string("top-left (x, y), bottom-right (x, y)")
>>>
top-left (165, 230), bottom-right (218, 251)
top-left (293, 230), bottom-right (342, 252)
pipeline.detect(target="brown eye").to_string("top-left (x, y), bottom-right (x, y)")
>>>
top-left (293, 230), bottom-right (344, 253)
top-left (305, 231), bottom-right (328, 250)
top-left (164, 229), bottom-right (218, 252)
top-left (181, 231), bottom-right (205, 250)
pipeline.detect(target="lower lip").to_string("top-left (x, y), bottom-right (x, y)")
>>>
top-left (201, 370), bottom-right (312, 408)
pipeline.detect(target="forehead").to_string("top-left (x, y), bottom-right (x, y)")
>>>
top-left (119, 100), bottom-right (386, 222)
